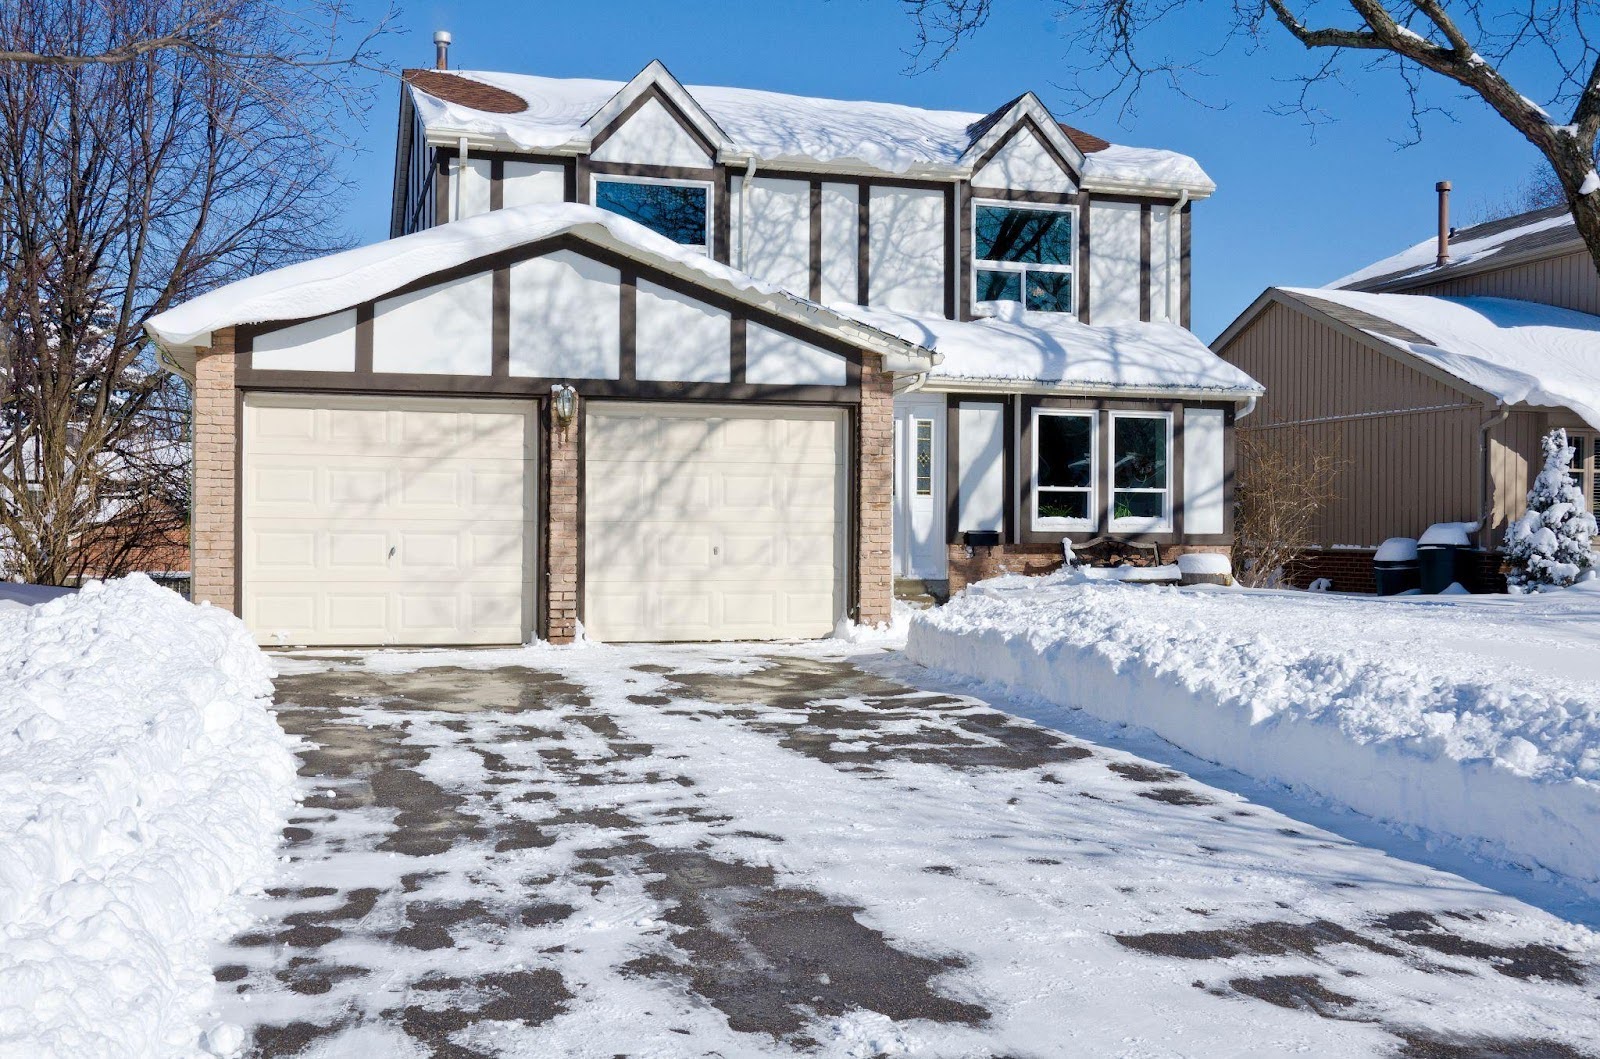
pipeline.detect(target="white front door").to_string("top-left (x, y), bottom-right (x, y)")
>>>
top-left (893, 393), bottom-right (947, 580)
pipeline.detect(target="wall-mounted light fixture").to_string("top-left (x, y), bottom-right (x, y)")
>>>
top-left (551, 383), bottom-right (578, 429)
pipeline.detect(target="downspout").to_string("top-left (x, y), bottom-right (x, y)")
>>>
top-left (1478, 401), bottom-right (1509, 547)
top-left (1236, 395), bottom-right (1257, 421)
top-left (1167, 189), bottom-right (1189, 323)
top-left (738, 157), bottom-right (757, 268)
top-left (454, 135), bottom-right (469, 222)
top-left (893, 370), bottom-right (931, 396)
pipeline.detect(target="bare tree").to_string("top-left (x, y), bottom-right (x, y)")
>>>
top-left (0, 0), bottom-right (394, 585)
top-left (900, 2), bottom-right (1600, 280)
top-left (1232, 430), bottom-right (1344, 588)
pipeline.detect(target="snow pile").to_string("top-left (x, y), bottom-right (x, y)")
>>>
top-left (0, 576), bottom-right (298, 1058)
top-left (1506, 429), bottom-right (1598, 591)
top-left (1176, 552), bottom-right (1232, 577)
top-left (842, 305), bottom-right (1262, 396)
top-left (907, 579), bottom-right (1600, 883)
top-left (1280, 288), bottom-right (1600, 429)
top-left (1375, 537), bottom-right (1419, 562)
top-left (1419, 521), bottom-right (1479, 547)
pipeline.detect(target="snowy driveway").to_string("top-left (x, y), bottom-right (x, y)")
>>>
top-left (216, 643), bottom-right (1600, 1058)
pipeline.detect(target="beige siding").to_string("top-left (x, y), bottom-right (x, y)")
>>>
top-left (1407, 248), bottom-right (1600, 315)
top-left (1220, 301), bottom-right (1489, 548)
top-left (1486, 410), bottom-right (1545, 540)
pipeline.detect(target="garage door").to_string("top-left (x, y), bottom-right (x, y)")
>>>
top-left (584, 403), bottom-right (846, 641)
top-left (242, 394), bottom-right (535, 646)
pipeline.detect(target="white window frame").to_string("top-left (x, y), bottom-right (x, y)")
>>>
top-left (1031, 408), bottom-right (1097, 532)
top-left (590, 173), bottom-right (715, 255)
top-left (971, 198), bottom-right (1078, 315)
top-left (913, 417), bottom-right (935, 497)
top-left (1109, 410), bottom-right (1174, 534)
top-left (1569, 429), bottom-right (1599, 513)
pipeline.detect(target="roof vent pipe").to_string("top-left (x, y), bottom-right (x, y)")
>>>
top-left (1435, 180), bottom-right (1451, 267)
top-left (434, 30), bottom-right (451, 71)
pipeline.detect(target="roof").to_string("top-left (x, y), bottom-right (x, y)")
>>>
top-left (143, 203), bottom-right (936, 376)
top-left (403, 67), bottom-right (1213, 194)
top-left (843, 303), bottom-right (1263, 399)
top-left (1264, 288), bottom-right (1600, 428)
top-left (1330, 204), bottom-right (1580, 292)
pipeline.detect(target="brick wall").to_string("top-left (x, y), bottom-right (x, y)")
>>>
top-left (856, 353), bottom-right (894, 625)
top-left (191, 331), bottom-right (237, 613)
top-left (545, 401), bottom-right (580, 643)
top-left (1287, 548), bottom-right (1508, 594)
top-left (947, 541), bottom-right (1235, 594)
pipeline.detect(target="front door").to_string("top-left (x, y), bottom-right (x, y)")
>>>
top-left (893, 393), bottom-right (947, 580)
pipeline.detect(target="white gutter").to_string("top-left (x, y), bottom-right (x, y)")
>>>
top-left (893, 370), bottom-right (933, 396)
top-left (1236, 395), bottom-right (1257, 421)
top-left (738, 157), bottom-right (756, 269)
top-left (454, 136), bottom-right (469, 222)
top-left (918, 376), bottom-right (1262, 402)
top-left (1167, 189), bottom-right (1189, 322)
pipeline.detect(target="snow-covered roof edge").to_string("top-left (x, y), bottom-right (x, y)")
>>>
top-left (1328, 205), bottom-right (1579, 292)
top-left (145, 204), bottom-right (938, 377)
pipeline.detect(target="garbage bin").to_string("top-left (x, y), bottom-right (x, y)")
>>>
top-left (1373, 537), bottom-right (1420, 596)
top-left (1419, 543), bottom-right (1462, 594)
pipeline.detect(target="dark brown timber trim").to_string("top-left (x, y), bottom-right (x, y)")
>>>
top-left (809, 181), bottom-right (824, 302)
top-left (434, 149), bottom-right (452, 226)
top-left (959, 183), bottom-right (975, 320)
top-left (945, 400), bottom-right (961, 543)
top-left (233, 387), bottom-right (244, 617)
top-left (619, 270), bottom-right (638, 383)
top-left (490, 158), bottom-right (505, 211)
top-left (574, 398), bottom-right (587, 627)
top-left (1140, 204), bottom-right (1152, 323)
top-left (1003, 396), bottom-right (1018, 541)
top-left (857, 190), bottom-right (871, 306)
top-left (729, 317), bottom-right (748, 384)
top-left (967, 186), bottom-right (1081, 205)
top-left (1181, 203), bottom-right (1192, 329)
top-left (237, 374), bottom-right (857, 404)
top-left (944, 184), bottom-right (958, 320)
top-left (1077, 191), bottom-right (1091, 324)
top-left (715, 165), bottom-right (733, 264)
top-left (586, 160), bottom-right (720, 183)
top-left (536, 395), bottom-right (551, 640)
top-left (573, 156), bottom-right (590, 204)
top-left (353, 305), bottom-right (374, 374)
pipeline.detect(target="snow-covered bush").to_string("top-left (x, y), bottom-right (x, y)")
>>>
top-left (1505, 429), bottom-right (1597, 592)
top-left (0, 576), bottom-right (298, 1058)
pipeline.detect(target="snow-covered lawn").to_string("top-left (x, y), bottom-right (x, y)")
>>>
top-left (212, 640), bottom-right (1599, 1057)
top-left (910, 576), bottom-right (1600, 888)
top-left (0, 576), bottom-right (299, 1058)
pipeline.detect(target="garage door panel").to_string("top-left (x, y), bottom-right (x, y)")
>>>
top-left (584, 403), bottom-right (844, 642)
top-left (244, 395), bottom-right (534, 646)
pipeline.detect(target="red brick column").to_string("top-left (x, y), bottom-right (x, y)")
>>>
top-left (856, 354), bottom-right (894, 625)
top-left (545, 401), bottom-right (581, 643)
top-left (192, 329), bottom-right (237, 613)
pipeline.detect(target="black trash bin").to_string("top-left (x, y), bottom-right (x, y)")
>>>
top-left (1373, 538), bottom-right (1420, 596)
top-left (1419, 543), bottom-right (1462, 594)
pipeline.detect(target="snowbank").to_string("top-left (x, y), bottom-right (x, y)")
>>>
top-left (908, 579), bottom-right (1600, 884)
top-left (0, 576), bottom-right (298, 1058)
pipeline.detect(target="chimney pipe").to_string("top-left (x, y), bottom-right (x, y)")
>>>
top-left (434, 29), bottom-right (451, 71)
top-left (1435, 180), bottom-right (1451, 267)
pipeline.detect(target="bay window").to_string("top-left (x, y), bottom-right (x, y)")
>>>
top-left (1032, 410), bottom-right (1096, 530)
top-left (593, 178), bottom-right (711, 252)
top-left (974, 202), bottom-right (1075, 313)
top-left (1110, 412), bottom-right (1172, 532)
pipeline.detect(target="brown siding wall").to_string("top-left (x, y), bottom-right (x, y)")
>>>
top-left (1220, 301), bottom-right (1488, 548)
top-left (1405, 248), bottom-right (1600, 315)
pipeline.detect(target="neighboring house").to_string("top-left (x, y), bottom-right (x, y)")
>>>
top-left (145, 48), bottom-right (1258, 647)
top-left (1214, 194), bottom-right (1600, 592)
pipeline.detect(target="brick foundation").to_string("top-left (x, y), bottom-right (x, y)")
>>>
top-left (947, 541), bottom-right (1232, 594)
top-left (191, 331), bottom-right (237, 614)
top-left (1286, 549), bottom-right (1509, 594)
top-left (545, 401), bottom-right (580, 644)
top-left (856, 353), bottom-right (894, 626)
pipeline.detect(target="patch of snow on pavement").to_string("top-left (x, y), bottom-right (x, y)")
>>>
top-left (909, 577), bottom-right (1600, 886)
top-left (0, 575), bottom-right (299, 1058)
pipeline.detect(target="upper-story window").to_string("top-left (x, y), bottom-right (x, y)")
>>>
top-left (594, 177), bottom-right (711, 253)
top-left (974, 202), bottom-right (1074, 313)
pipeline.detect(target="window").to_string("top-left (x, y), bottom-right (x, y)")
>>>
top-left (593, 178), bottom-right (710, 251)
top-left (1111, 412), bottom-right (1172, 531)
top-left (1570, 431), bottom-right (1599, 512)
top-left (1033, 410), bottom-right (1095, 529)
top-left (914, 419), bottom-right (934, 496)
top-left (974, 203), bottom-right (1075, 313)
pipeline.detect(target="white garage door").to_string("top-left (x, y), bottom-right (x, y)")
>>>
top-left (242, 394), bottom-right (535, 646)
top-left (584, 403), bottom-right (846, 642)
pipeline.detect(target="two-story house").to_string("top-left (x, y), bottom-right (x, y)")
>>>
top-left (1215, 188), bottom-right (1600, 592)
top-left (146, 46), bottom-right (1259, 647)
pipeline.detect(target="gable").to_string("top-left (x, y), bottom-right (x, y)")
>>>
top-left (973, 125), bottom-right (1076, 193)
top-left (591, 94), bottom-right (713, 169)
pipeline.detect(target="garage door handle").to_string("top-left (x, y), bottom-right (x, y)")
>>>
top-left (713, 546), bottom-right (720, 556)
top-left (388, 546), bottom-right (397, 559)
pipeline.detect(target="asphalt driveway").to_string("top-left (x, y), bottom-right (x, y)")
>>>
top-left (213, 642), bottom-right (1600, 1058)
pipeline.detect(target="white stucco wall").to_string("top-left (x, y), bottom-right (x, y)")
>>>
top-left (1183, 407), bottom-right (1226, 534)
top-left (820, 182), bottom-right (860, 306)
top-left (507, 250), bottom-right (621, 379)
top-left (972, 128), bottom-right (1076, 194)
top-left (251, 310), bottom-right (357, 371)
top-left (502, 161), bottom-right (567, 209)
top-left (1089, 200), bottom-right (1142, 325)
top-left (957, 402), bottom-right (1006, 533)
top-left (450, 157), bottom-right (494, 221)
top-left (591, 96), bottom-right (711, 169)
top-left (372, 274), bottom-right (493, 375)
top-left (739, 177), bottom-right (811, 295)
top-left (635, 279), bottom-right (731, 383)
top-left (745, 323), bottom-right (847, 386)
top-left (868, 186), bottom-right (945, 315)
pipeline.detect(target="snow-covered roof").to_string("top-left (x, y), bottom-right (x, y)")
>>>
top-left (843, 304), bottom-right (1262, 398)
top-left (1329, 205), bottom-right (1579, 291)
top-left (144, 203), bottom-right (936, 375)
top-left (1278, 287), bottom-right (1600, 428)
top-left (406, 68), bottom-right (1214, 194)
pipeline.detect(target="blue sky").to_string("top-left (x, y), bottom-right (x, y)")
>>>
top-left (337, 0), bottom-right (1555, 340)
